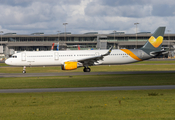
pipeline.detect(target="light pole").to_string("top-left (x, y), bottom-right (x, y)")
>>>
top-left (0, 31), bottom-right (3, 46)
top-left (167, 30), bottom-right (171, 50)
top-left (134, 23), bottom-right (139, 49)
top-left (167, 30), bottom-right (171, 58)
top-left (63, 23), bottom-right (68, 42)
top-left (113, 30), bottom-right (116, 49)
top-left (57, 31), bottom-right (61, 50)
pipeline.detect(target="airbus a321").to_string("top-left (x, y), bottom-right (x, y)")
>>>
top-left (5, 27), bottom-right (166, 73)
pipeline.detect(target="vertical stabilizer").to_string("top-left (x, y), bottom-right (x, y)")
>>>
top-left (140, 27), bottom-right (166, 54)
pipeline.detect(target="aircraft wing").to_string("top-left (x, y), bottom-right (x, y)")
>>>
top-left (65, 46), bottom-right (113, 66)
top-left (78, 46), bottom-right (113, 66)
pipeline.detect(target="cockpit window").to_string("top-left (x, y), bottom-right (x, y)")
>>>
top-left (12, 56), bottom-right (17, 58)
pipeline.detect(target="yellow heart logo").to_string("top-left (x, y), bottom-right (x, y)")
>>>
top-left (149, 36), bottom-right (163, 48)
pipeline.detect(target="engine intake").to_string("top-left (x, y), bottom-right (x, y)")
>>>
top-left (61, 62), bottom-right (78, 70)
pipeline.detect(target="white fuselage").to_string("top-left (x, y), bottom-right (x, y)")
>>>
top-left (5, 49), bottom-right (150, 67)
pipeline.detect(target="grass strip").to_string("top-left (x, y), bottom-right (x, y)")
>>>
top-left (132, 60), bottom-right (175, 64)
top-left (0, 73), bottom-right (175, 89)
top-left (1, 60), bottom-right (175, 66)
top-left (1, 64), bottom-right (175, 73)
top-left (0, 89), bottom-right (175, 120)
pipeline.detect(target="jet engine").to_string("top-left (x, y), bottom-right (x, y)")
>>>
top-left (61, 62), bottom-right (78, 70)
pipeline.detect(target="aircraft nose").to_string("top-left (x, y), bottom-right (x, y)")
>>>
top-left (5, 59), bottom-right (10, 65)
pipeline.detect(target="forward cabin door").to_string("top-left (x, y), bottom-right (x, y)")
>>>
top-left (21, 53), bottom-right (26, 61)
top-left (54, 52), bottom-right (59, 60)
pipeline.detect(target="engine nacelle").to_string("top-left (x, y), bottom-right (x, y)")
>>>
top-left (61, 62), bottom-right (78, 70)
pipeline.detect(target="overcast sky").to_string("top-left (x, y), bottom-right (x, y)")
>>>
top-left (0, 0), bottom-right (175, 34)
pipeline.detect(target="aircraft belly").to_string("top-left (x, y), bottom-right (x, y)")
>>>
top-left (102, 56), bottom-right (138, 65)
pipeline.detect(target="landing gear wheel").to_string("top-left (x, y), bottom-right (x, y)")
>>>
top-left (83, 67), bottom-right (91, 72)
top-left (22, 70), bottom-right (26, 74)
top-left (87, 68), bottom-right (91, 72)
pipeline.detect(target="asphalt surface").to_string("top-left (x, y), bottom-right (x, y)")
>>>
top-left (1, 71), bottom-right (175, 78)
top-left (0, 85), bottom-right (175, 93)
top-left (1, 71), bottom-right (175, 93)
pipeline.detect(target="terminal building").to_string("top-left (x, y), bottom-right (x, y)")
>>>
top-left (0, 31), bottom-right (175, 60)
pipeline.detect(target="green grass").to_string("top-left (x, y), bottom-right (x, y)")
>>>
top-left (1, 60), bottom-right (175, 67)
top-left (0, 73), bottom-right (175, 89)
top-left (0, 63), bottom-right (8, 66)
top-left (1, 60), bottom-right (175, 73)
top-left (1, 61), bottom-right (175, 120)
top-left (133, 60), bottom-right (175, 64)
top-left (0, 90), bottom-right (175, 120)
top-left (1, 64), bottom-right (175, 73)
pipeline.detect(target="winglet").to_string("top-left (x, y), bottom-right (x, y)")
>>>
top-left (103, 46), bottom-right (113, 56)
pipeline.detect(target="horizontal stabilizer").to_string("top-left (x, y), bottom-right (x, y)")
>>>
top-left (150, 50), bottom-right (168, 56)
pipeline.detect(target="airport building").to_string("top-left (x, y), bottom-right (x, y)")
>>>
top-left (0, 31), bottom-right (175, 60)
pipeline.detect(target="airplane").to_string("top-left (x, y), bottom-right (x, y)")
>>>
top-left (5, 27), bottom-right (166, 74)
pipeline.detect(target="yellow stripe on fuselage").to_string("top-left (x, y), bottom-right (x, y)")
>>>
top-left (121, 49), bottom-right (142, 61)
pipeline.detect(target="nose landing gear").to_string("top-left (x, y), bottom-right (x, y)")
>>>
top-left (22, 66), bottom-right (26, 74)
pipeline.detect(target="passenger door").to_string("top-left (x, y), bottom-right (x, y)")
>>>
top-left (54, 52), bottom-right (59, 60)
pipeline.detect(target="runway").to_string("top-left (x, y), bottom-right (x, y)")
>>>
top-left (0, 85), bottom-right (175, 93)
top-left (1, 71), bottom-right (175, 93)
top-left (1, 70), bottom-right (175, 78)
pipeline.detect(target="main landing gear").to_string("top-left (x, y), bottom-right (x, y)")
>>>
top-left (83, 67), bottom-right (91, 72)
top-left (22, 66), bottom-right (26, 74)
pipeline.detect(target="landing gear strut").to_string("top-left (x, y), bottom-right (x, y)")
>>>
top-left (83, 67), bottom-right (91, 72)
top-left (22, 66), bottom-right (26, 74)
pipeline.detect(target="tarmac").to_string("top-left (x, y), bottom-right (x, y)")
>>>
top-left (1, 70), bottom-right (175, 78)
top-left (0, 71), bottom-right (175, 93)
top-left (0, 85), bottom-right (175, 93)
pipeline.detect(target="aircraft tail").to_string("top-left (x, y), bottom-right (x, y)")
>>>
top-left (140, 27), bottom-right (166, 55)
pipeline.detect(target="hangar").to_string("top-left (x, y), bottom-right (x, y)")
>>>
top-left (0, 31), bottom-right (174, 59)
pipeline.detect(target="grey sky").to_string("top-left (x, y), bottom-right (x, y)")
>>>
top-left (0, 0), bottom-right (174, 34)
